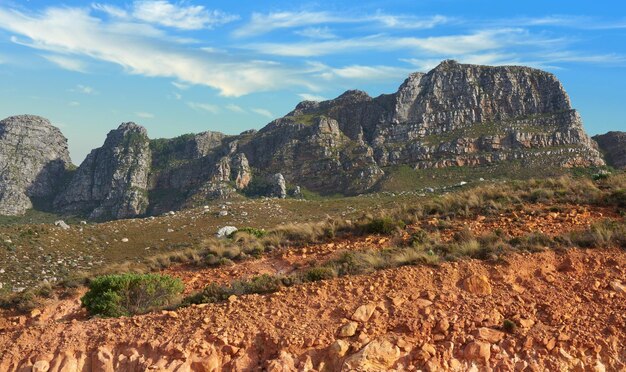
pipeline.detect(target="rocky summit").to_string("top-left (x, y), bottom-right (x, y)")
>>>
top-left (0, 61), bottom-right (610, 219)
top-left (593, 131), bottom-right (626, 169)
top-left (0, 115), bottom-right (71, 215)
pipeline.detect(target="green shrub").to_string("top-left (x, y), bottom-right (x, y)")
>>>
top-left (503, 319), bottom-right (517, 333)
top-left (236, 227), bottom-right (268, 238)
top-left (365, 217), bottom-right (406, 235)
top-left (183, 274), bottom-right (283, 305)
top-left (81, 273), bottom-right (183, 317)
top-left (301, 267), bottom-right (337, 282)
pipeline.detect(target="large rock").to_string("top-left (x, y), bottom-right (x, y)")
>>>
top-left (343, 339), bottom-right (401, 371)
top-left (0, 115), bottom-right (72, 215)
top-left (593, 131), bottom-right (626, 169)
top-left (54, 123), bottom-right (151, 220)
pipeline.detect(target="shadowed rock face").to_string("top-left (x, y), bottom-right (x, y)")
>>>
top-left (1, 61), bottom-right (607, 219)
top-left (593, 131), bottom-right (626, 169)
top-left (54, 123), bottom-right (151, 220)
top-left (0, 115), bottom-right (71, 215)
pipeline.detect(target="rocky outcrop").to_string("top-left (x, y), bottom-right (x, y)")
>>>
top-left (593, 131), bottom-right (626, 169)
top-left (54, 123), bottom-right (151, 220)
top-left (0, 115), bottom-right (71, 215)
top-left (0, 61), bottom-right (608, 218)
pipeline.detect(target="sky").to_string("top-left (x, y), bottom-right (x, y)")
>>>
top-left (0, 1), bottom-right (625, 163)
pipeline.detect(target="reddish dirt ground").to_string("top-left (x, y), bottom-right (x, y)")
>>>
top-left (0, 208), bottom-right (624, 371)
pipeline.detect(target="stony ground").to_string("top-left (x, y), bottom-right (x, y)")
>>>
top-left (0, 206), bottom-right (624, 371)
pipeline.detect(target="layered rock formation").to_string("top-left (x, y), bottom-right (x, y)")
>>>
top-left (593, 131), bottom-right (626, 169)
top-left (0, 115), bottom-right (71, 215)
top-left (54, 123), bottom-right (151, 220)
top-left (1, 61), bottom-right (609, 219)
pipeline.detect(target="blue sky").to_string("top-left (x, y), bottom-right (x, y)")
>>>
top-left (0, 0), bottom-right (625, 163)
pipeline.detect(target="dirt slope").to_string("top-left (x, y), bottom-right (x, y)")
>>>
top-left (1, 245), bottom-right (624, 371)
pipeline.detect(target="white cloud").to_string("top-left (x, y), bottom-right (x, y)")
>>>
top-left (245, 29), bottom-right (515, 57)
top-left (92, 3), bottom-right (128, 18)
top-left (225, 104), bottom-right (245, 113)
top-left (0, 6), bottom-right (309, 96)
top-left (42, 54), bottom-right (88, 72)
top-left (135, 111), bottom-right (154, 118)
top-left (320, 65), bottom-right (412, 81)
top-left (187, 102), bottom-right (220, 114)
top-left (172, 92), bottom-right (182, 100)
top-left (131, 1), bottom-right (238, 30)
top-left (234, 11), bottom-right (447, 37)
top-left (298, 93), bottom-right (326, 101)
top-left (294, 27), bottom-right (336, 39)
top-left (68, 101), bottom-right (80, 106)
top-left (251, 108), bottom-right (274, 119)
top-left (73, 84), bottom-right (97, 95)
top-left (171, 81), bottom-right (190, 90)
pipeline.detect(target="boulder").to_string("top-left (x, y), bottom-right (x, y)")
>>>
top-left (216, 226), bottom-right (238, 239)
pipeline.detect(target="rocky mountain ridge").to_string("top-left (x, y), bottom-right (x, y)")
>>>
top-left (0, 61), bottom-right (608, 219)
top-left (593, 131), bottom-right (626, 169)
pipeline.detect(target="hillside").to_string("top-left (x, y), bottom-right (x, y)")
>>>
top-left (0, 173), bottom-right (625, 370)
top-left (0, 61), bottom-right (606, 220)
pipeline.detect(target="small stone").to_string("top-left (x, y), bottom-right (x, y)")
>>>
top-left (330, 339), bottom-right (349, 357)
top-left (610, 281), bottom-right (625, 295)
top-left (473, 327), bottom-right (505, 343)
top-left (463, 341), bottom-right (491, 364)
top-left (462, 275), bottom-right (492, 295)
top-left (216, 226), bottom-right (238, 239)
top-left (121, 238), bottom-right (129, 243)
top-left (351, 303), bottom-right (376, 322)
top-left (338, 321), bottom-right (358, 337)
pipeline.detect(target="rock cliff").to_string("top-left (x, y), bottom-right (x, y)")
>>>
top-left (0, 115), bottom-right (71, 215)
top-left (54, 123), bottom-right (151, 220)
top-left (1, 61), bottom-right (609, 219)
top-left (593, 131), bottom-right (626, 169)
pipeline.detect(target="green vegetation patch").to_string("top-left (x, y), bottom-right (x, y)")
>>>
top-left (81, 273), bottom-right (183, 317)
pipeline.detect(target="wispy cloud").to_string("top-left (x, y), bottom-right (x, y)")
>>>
top-left (0, 6), bottom-right (308, 96)
top-left (298, 93), bottom-right (326, 101)
top-left (73, 84), bottom-right (97, 95)
top-left (294, 27), bottom-right (337, 39)
top-left (92, 1), bottom-right (238, 30)
top-left (234, 11), bottom-right (448, 37)
top-left (68, 101), bottom-right (80, 107)
top-left (225, 104), bottom-right (245, 113)
top-left (319, 64), bottom-right (412, 81)
top-left (135, 111), bottom-right (154, 118)
top-left (187, 102), bottom-right (220, 114)
top-left (42, 54), bottom-right (88, 72)
top-left (251, 108), bottom-right (274, 119)
top-left (244, 29), bottom-right (519, 57)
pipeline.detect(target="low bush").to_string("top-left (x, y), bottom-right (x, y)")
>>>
top-left (81, 273), bottom-right (183, 317)
top-left (301, 266), bottom-right (337, 282)
top-left (236, 227), bottom-right (268, 238)
top-left (364, 217), bottom-right (406, 235)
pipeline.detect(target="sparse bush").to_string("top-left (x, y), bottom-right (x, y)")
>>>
top-left (364, 217), bottom-right (405, 235)
top-left (301, 266), bottom-right (337, 282)
top-left (503, 319), bottom-right (517, 333)
top-left (236, 227), bottom-right (268, 238)
top-left (0, 290), bottom-right (40, 313)
top-left (81, 273), bottom-right (183, 317)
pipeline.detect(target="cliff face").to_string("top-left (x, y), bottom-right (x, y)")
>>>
top-left (238, 60), bottom-right (603, 193)
top-left (54, 123), bottom-right (151, 220)
top-left (1, 61), bottom-right (608, 219)
top-left (593, 131), bottom-right (626, 169)
top-left (0, 115), bottom-right (71, 215)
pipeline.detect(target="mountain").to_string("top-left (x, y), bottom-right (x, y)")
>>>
top-left (0, 61), bottom-right (607, 219)
top-left (0, 115), bottom-right (72, 215)
top-left (593, 131), bottom-right (626, 169)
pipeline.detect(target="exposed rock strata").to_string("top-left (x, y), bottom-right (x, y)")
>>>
top-left (2, 61), bottom-right (607, 218)
top-left (0, 115), bottom-right (71, 215)
top-left (54, 123), bottom-right (151, 220)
